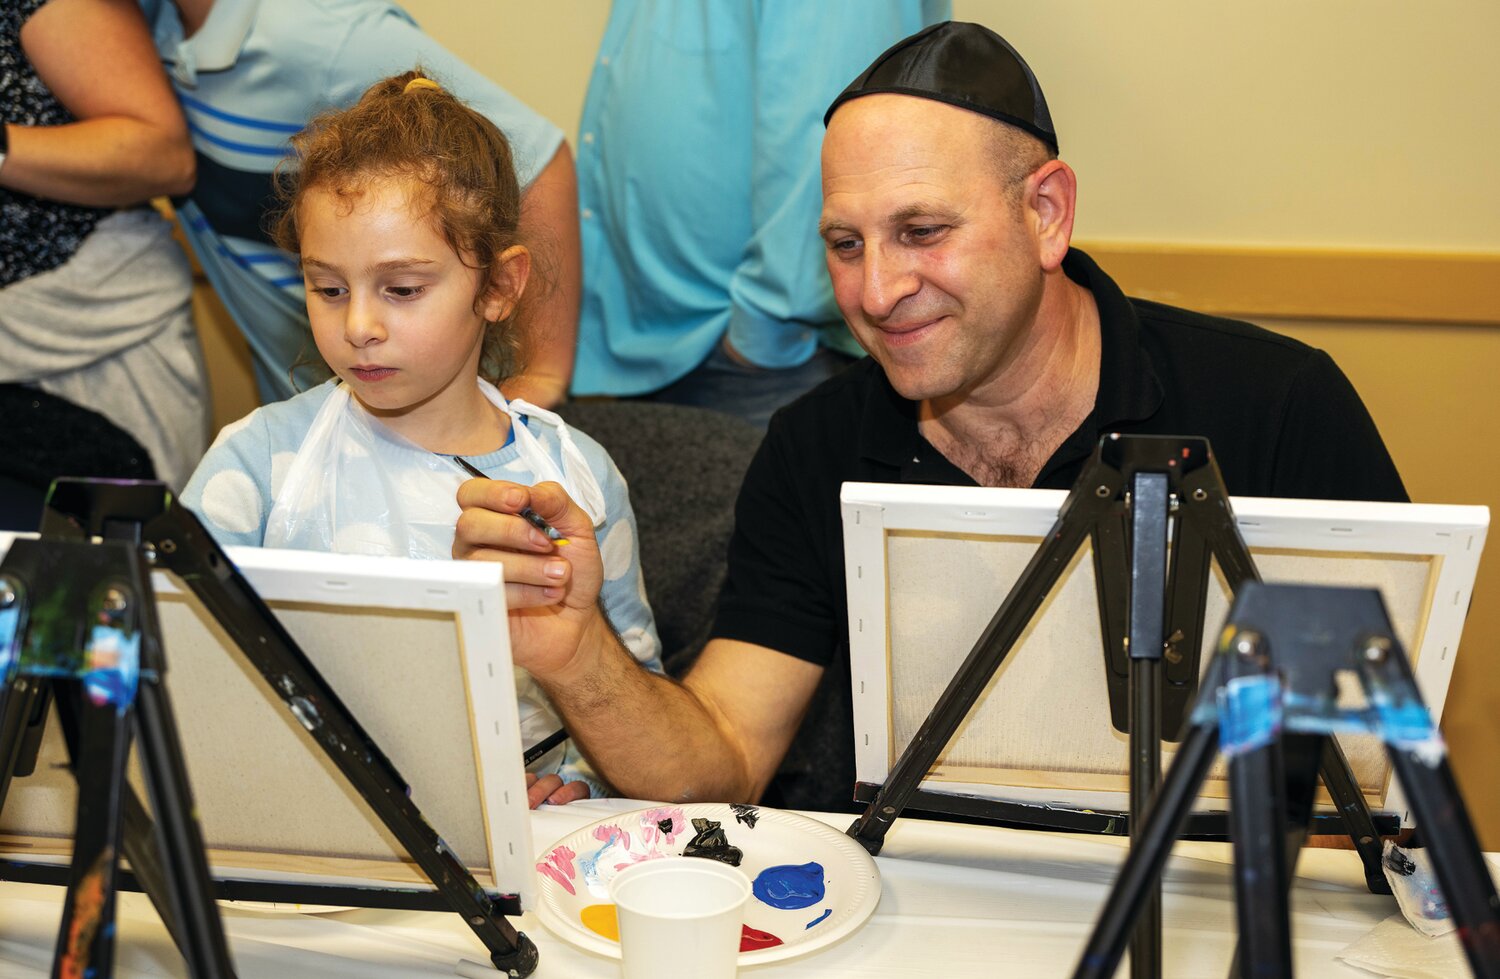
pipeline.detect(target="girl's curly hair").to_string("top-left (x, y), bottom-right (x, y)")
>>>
top-left (273, 69), bottom-right (526, 384)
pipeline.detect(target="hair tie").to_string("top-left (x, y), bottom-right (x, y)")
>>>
top-left (403, 77), bottom-right (441, 94)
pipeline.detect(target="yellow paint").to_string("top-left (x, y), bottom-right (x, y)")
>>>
top-left (580, 903), bottom-right (619, 942)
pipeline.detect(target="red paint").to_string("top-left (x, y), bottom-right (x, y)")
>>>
top-left (740, 924), bottom-right (784, 951)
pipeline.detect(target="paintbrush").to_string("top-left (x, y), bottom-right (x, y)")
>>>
top-left (449, 454), bottom-right (573, 766)
top-left (523, 727), bottom-right (570, 765)
top-left (450, 455), bottom-right (570, 545)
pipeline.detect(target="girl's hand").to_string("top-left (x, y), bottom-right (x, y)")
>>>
top-left (453, 478), bottom-right (604, 678)
top-left (526, 773), bottom-right (590, 808)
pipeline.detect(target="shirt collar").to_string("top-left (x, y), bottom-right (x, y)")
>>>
top-left (856, 246), bottom-right (1164, 482)
top-left (857, 360), bottom-right (927, 472)
top-left (1063, 246), bottom-right (1162, 427)
top-left (156, 0), bottom-right (261, 87)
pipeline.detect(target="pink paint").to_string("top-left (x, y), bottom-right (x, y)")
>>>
top-left (739, 925), bottom-right (784, 952)
top-left (536, 845), bottom-right (578, 895)
top-left (594, 823), bottom-right (632, 850)
top-left (638, 806), bottom-right (686, 848)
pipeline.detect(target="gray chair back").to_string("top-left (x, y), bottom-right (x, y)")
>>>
top-left (555, 400), bottom-right (763, 674)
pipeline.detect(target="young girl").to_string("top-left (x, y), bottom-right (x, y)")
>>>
top-left (181, 71), bottom-right (660, 805)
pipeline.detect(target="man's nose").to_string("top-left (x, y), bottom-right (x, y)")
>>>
top-left (344, 293), bottom-right (386, 347)
top-left (861, 244), bottom-right (920, 321)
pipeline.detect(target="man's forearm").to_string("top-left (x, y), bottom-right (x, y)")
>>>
top-left (537, 614), bottom-right (756, 803)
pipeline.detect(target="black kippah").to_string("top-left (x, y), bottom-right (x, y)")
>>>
top-left (824, 21), bottom-right (1058, 153)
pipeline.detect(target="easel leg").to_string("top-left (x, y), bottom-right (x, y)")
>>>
top-left (1227, 736), bottom-right (1292, 978)
top-left (134, 678), bottom-right (236, 976)
top-left (1129, 657), bottom-right (1162, 979)
top-left (1389, 749), bottom-right (1500, 977)
top-left (1073, 723), bottom-right (1221, 979)
top-left (1316, 738), bottom-right (1389, 894)
top-left (1127, 470), bottom-right (1169, 979)
top-left (0, 681), bottom-right (48, 813)
top-left (38, 682), bottom-right (191, 960)
top-left (52, 687), bottom-right (131, 979)
top-left (120, 788), bottom-right (187, 949)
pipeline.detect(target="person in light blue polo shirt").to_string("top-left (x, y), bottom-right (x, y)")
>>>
top-left (143, 0), bottom-right (579, 408)
top-left (572, 0), bottom-right (949, 428)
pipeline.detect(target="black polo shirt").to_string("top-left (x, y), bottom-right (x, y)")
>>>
top-left (712, 247), bottom-right (1407, 811)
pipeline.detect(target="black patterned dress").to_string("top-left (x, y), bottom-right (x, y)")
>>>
top-left (1, 0), bottom-right (110, 287)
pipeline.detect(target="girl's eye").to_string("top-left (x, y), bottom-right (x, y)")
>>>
top-left (387, 285), bottom-right (426, 299)
top-left (312, 285), bottom-right (346, 300)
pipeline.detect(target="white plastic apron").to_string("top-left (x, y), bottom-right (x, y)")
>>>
top-left (264, 378), bottom-right (604, 764)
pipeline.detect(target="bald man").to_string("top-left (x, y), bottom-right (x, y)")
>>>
top-left (452, 23), bottom-right (1406, 811)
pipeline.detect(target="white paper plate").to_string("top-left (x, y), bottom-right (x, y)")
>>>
top-left (534, 803), bottom-right (880, 964)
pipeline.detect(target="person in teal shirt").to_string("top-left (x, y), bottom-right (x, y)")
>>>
top-left (572, 0), bottom-right (949, 428)
top-left (143, 0), bottom-right (580, 409)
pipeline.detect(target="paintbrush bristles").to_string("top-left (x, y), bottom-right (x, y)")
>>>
top-left (450, 456), bottom-right (571, 545)
top-left (519, 507), bottom-right (570, 545)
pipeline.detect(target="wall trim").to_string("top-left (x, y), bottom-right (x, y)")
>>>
top-left (1076, 242), bottom-right (1500, 325)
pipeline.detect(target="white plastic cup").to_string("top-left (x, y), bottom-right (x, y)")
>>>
top-left (610, 858), bottom-right (751, 979)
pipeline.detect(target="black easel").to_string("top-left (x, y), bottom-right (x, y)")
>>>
top-left (0, 479), bottom-right (539, 977)
top-left (848, 434), bottom-right (1390, 979)
top-left (1073, 581), bottom-right (1500, 979)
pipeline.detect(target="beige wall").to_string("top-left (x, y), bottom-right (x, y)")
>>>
top-left (399, 0), bottom-right (1500, 250)
top-left (1257, 319), bottom-right (1500, 842)
top-left (952, 1), bottom-right (1500, 249)
top-left (198, 1), bottom-right (1500, 841)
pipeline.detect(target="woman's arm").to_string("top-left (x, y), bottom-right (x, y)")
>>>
top-left (2, 0), bottom-right (193, 206)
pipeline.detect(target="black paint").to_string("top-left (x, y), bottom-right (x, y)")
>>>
top-left (1384, 846), bottom-right (1416, 877)
top-left (681, 818), bottom-right (743, 867)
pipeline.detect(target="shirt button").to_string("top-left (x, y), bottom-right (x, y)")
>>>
top-left (600, 55), bottom-right (611, 66)
top-left (582, 208), bottom-right (594, 220)
top-left (582, 132), bottom-right (595, 144)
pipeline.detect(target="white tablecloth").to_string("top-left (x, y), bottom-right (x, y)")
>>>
top-left (0, 799), bottom-right (1442, 977)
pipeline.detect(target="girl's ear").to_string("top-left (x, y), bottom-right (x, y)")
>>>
top-left (480, 245), bottom-right (531, 322)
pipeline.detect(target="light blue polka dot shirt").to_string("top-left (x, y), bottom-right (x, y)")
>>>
top-left (181, 381), bottom-right (662, 799)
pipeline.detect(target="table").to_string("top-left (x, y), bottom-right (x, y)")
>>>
top-left (0, 799), bottom-right (1423, 977)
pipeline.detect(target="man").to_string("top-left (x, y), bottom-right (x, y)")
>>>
top-left (571, 0), bottom-right (948, 428)
top-left (143, 0), bottom-right (579, 408)
top-left (455, 23), bottom-right (1406, 811)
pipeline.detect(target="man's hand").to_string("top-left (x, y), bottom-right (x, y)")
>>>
top-left (526, 773), bottom-right (590, 808)
top-left (454, 478), bottom-right (607, 679)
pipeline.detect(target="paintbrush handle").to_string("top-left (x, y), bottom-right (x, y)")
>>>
top-left (523, 727), bottom-right (569, 765)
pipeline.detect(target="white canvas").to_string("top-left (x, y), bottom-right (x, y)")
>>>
top-left (0, 534), bottom-right (535, 908)
top-left (842, 485), bottom-right (1489, 826)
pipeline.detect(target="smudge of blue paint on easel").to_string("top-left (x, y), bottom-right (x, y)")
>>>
top-left (752, 862), bottom-right (825, 910)
top-left (805, 907), bottom-right (832, 929)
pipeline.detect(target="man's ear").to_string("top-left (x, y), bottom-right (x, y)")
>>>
top-left (1026, 159), bottom-right (1077, 271)
top-left (480, 245), bottom-right (531, 322)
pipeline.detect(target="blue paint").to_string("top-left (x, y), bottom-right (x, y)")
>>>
top-left (751, 862), bottom-right (825, 910)
top-left (1218, 674), bottom-right (1281, 757)
top-left (578, 828), bottom-right (624, 885)
top-left (805, 907), bottom-right (832, 929)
